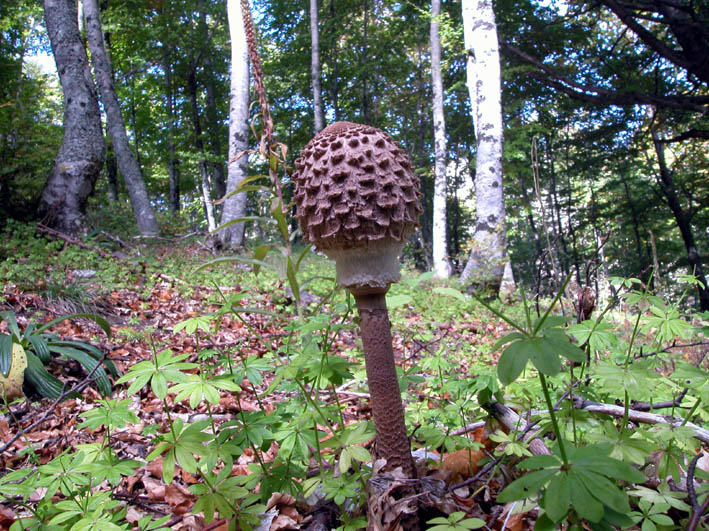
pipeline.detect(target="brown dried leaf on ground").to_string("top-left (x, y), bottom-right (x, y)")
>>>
top-left (266, 492), bottom-right (302, 530)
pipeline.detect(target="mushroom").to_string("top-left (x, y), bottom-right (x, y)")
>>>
top-left (293, 121), bottom-right (422, 476)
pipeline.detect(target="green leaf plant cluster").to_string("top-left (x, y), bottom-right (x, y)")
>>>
top-left (0, 311), bottom-right (117, 400)
top-left (477, 273), bottom-right (709, 530)
top-left (2, 109), bottom-right (708, 531)
top-left (2, 249), bottom-right (708, 530)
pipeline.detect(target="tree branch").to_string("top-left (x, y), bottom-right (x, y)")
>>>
top-left (502, 43), bottom-right (709, 113)
top-left (596, 0), bottom-right (692, 73)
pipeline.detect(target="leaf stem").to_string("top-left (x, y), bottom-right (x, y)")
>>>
top-left (539, 372), bottom-right (568, 466)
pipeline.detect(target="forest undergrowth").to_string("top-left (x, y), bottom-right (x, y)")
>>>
top-left (1, 220), bottom-right (708, 530)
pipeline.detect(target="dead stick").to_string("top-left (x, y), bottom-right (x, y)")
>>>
top-left (572, 395), bottom-right (709, 444)
top-left (37, 223), bottom-right (114, 259)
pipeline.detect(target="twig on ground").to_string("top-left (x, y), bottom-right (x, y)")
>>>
top-left (688, 452), bottom-right (702, 511)
top-left (631, 387), bottom-right (689, 412)
top-left (633, 341), bottom-right (709, 360)
top-left (688, 497), bottom-right (709, 531)
top-left (99, 230), bottom-right (132, 249)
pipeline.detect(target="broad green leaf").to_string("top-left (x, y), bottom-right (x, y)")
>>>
top-left (568, 472), bottom-right (603, 522)
top-left (24, 351), bottom-right (63, 398)
top-left (543, 333), bottom-right (586, 363)
top-left (498, 340), bottom-right (531, 385)
top-left (575, 468), bottom-right (630, 514)
top-left (252, 244), bottom-right (272, 275)
top-left (543, 471), bottom-right (570, 523)
top-left (493, 332), bottom-right (528, 350)
top-left (286, 255), bottom-right (300, 304)
top-left (519, 454), bottom-right (561, 470)
top-left (0, 334), bottom-right (14, 378)
top-left (271, 197), bottom-right (290, 241)
top-left (529, 337), bottom-right (562, 375)
top-left (498, 468), bottom-right (558, 502)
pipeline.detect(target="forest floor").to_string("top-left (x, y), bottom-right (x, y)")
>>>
top-left (0, 229), bottom-right (514, 530)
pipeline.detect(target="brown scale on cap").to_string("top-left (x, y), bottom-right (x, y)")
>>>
top-left (293, 121), bottom-right (422, 251)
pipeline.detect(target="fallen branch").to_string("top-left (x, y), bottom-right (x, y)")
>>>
top-left (37, 223), bottom-right (114, 259)
top-left (482, 401), bottom-right (551, 456)
top-left (573, 395), bottom-right (709, 444)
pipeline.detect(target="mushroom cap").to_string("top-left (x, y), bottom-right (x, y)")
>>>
top-left (293, 121), bottom-right (422, 251)
top-left (293, 122), bottom-right (422, 289)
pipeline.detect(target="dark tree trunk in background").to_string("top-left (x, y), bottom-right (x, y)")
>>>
top-left (360, 0), bottom-right (370, 123)
top-left (622, 177), bottom-right (645, 270)
top-left (83, 0), bottom-right (159, 235)
top-left (651, 126), bottom-right (709, 311)
top-left (187, 60), bottom-right (217, 232)
top-left (105, 136), bottom-right (119, 201)
top-left (517, 172), bottom-right (544, 280)
top-left (203, 35), bottom-right (226, 201)
top-left (163, 53), bottom-right (181, 213)
top-left (547, 139), bottom-right (569, 275)
top-left (39, 0), bottom-right (105, 234)
top-left (328, 0), bottom-right (340, 121)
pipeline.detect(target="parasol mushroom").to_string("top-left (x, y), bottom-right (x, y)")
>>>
top-left (293, 121), bottom-right (422, 477)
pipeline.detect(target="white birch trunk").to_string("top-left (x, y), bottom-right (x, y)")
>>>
top-left (309, 0), bottom-right (325, 133)
top-left (220, 0), bottom-right (250, 248)
top-left (460, 0), bottom-right (506, 290)
top-left (430, 0), bottom-right (451, 278)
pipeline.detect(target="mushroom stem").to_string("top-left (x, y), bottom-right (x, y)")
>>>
top-left (352, 288), bottom-right (415, 477)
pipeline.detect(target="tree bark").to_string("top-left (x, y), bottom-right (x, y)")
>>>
top-left (309, 0), bottom-right (325, 133)
top-left (204, 51), bottom-right (226, 201)
top-left (651, 123), bottom-right (709, 311)
top-left (460, 0), bottom-right (506, 291)
top-left (82, 0), bottom-right (159, 236)
top-left (430, 0), bottom-right (451, 278)
top-left (39, 0), bottom-right (105, 235)
top-left (163, 52), bottom-right (180, 213)
top-left (105, 136), bottom-right (118, 201)
top-left (328, 0), bottom-right (340, 122)
top-left (187, 58), bottom-right (217, 232)
top-left (220, 0), bottom-right (250, 248)
top-left (360, 0), bottom-right (370, 123)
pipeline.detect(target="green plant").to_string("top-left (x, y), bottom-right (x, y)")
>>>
top-left (0, 310), bottom-right (117, 398)
top-left (426, 511), bottom-right (485, 530)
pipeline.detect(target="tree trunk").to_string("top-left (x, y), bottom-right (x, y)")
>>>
top-left (361, 0), bottom-right (370, 123)
top-left (39, 0), bottom-right (105, 235)
top-left (622, 177), bottom-right (645, 270)
top-left (328, 0), bottom-right (340, 122)
top-left (651, 125), bottom-right (709, 311)
top-left (460, 0), bottom-right (506, 291)
top-left (105, 135), bottom-right (119, 201)
top-left (430, 0), bottom-right (451, 278)
top-left (220, 0), bottom-right (250, 248)
top-left (205, 51), bottom-right (226, 202)
top-left (163, 52), bottom-right (180, 213)
top-left (309, 0), bottom-right (325, 133)
top-left (82, 0), bottom-right (159, 236)
top-left (187, 60), bottom-right (217, 232)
